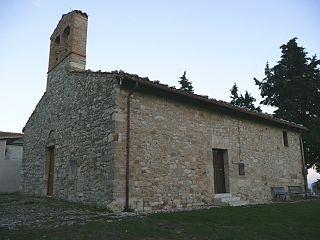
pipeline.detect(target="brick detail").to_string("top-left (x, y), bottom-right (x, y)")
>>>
top-left (48, 10), bottom-right (88, 73)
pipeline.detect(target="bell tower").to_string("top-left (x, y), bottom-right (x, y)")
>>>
top-left (48, 10), bottom-right (88, 73)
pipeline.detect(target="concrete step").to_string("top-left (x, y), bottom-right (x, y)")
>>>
top-left (221, 197), bottom-right (241, 202)
top-left (213, 193), bottom-right (249, 207)
top-left (228, 200), bottom-right (249, 207)
top-left (213, 193), bottom-right (232, 199)
top-left (214, 196), bottom-right (241, 205)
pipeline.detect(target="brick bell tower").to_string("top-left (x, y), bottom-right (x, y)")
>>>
top-left (48, 10), bottom-right (88, 73)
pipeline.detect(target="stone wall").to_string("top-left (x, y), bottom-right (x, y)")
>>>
top-left (21, 67), bottom-right (117, 206)
top-left (22, 70), bottom-right (305, 212)
top-left (114, 86), bottom-right (305, 211)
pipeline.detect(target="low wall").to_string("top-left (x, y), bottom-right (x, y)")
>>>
top-left (0, 160), bottom-right (21, 192)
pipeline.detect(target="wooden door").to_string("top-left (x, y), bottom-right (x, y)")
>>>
top-left (47, 146), bottom-right (55, 196)
top-left (213, 149), bottom-right (226, 193)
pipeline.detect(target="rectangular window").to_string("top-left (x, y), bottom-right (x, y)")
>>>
top-left (283, 131), bottom-right (288, 147)
top-left (238, 161), bottom-right (245, 176)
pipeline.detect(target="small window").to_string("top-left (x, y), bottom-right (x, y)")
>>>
top-left (63, 26), bottom-right (70, 37)
top-left (283, 131), bottom-right (288, 146)
top-left (54, 35), bottom-right (60, 45)
top-left (238, 161), bottom-right (245, 176)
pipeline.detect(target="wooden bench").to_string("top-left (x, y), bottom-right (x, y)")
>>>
top-left (288, 186), bottom-right (306, 200)
top-left (271, 187), bottom-right (287, 201)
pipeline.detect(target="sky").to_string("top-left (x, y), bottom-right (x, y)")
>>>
top-left (0, 0), bottom-right (319, 185)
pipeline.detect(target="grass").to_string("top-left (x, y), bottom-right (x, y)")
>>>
top-left (1, 195), bottom-right (320, 240)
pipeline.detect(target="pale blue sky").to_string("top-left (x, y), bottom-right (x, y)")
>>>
top-left (1, 0), bottom-right (319, 183)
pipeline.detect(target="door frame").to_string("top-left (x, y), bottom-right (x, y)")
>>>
top-left (212, 148), bottom-right (228, 194)
top-left (47, 146), bottom-right (55, 196)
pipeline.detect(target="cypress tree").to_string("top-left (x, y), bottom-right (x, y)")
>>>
top-left (230, 83), bottom-right (261, 112)
top-left (255, 38), bottom-right (320, 171)
top-left (179, 71), bottom-right (194, 93)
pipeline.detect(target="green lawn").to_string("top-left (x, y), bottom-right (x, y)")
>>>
top-left (1, 197), bottom-right (320, 240)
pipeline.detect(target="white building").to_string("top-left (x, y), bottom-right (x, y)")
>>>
top-left (0, 131), bottom-right (23, 192)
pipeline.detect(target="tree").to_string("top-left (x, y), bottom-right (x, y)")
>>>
top-left (230, 83), bottom-right (262, 112)
top-left (254, 38), bottom-right (320, 171)
top-left (179, 71), bottom-right (194, 93)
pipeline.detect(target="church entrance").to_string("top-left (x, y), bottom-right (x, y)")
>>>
top-left (213, 149), bottom-right (226, 193)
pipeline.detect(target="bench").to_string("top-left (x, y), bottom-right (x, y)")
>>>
top-left (288, 186), bottom-right (306, 200)
top-left (271, 187), bottom-right (287, 201)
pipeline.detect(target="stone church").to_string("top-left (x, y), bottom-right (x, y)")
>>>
top-left (21, 10), bottom-right (307, 212)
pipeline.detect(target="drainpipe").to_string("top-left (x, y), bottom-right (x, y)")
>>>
top-left (124, 81), bottom-right (138, 212)
top-left (299, 135), bottom-right (308, 195)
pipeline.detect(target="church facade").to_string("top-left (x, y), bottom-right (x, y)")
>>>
top-left (21, 10), bottom-right (307, 212)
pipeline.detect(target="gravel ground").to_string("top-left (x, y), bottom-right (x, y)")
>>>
top-left (0, 194), bottom-right (126, 230)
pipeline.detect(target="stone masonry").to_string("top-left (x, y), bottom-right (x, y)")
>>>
top-left (111, 84), bottom-right (305, 211)
top-left (22, 68), bottom-right (117, 205)
top-left (21, 10), bottom-right (306, 212)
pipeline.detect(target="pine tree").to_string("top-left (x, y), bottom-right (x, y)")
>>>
top-left (230, 83), bottom-right (261, 112)
top-left (179, 71), bottom-right (194, 93)
top-left (255, 38), bottom-right (320, 171)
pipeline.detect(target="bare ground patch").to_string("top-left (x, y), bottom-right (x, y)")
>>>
top-left (0, 193), bottom-right (119, 229)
